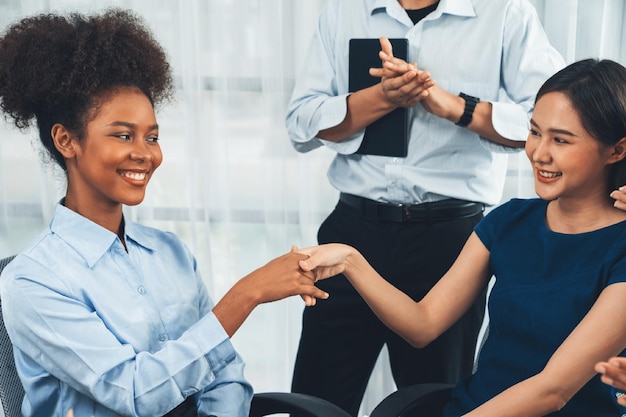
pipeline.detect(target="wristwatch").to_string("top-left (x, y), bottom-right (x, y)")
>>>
top-left (455, 92), bottom-right (480, 128)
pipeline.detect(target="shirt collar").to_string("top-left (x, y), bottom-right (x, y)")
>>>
top-left (368, 0), bottom-right (476, 19)
top-left (50, 202), bottom-right (156, 267)
top-left (123, 218), bottom-right (157, 252)
top-left (436, 0), bottom-right (476, 18)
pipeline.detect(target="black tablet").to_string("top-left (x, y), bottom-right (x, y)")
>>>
top-left (349, 38), bottom-right (409, 157)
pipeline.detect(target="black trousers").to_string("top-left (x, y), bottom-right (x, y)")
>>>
top-left (291, 200), bottom-right (486, 417)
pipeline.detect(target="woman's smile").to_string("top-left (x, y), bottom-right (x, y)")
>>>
top-left (118, 170), bottom-right (149, 183)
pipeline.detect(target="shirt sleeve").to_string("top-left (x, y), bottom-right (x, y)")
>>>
top-left (285, 1), bottom-right (365, 155)
top-left (605, 233), bottom-right (626, 287)
top-left (192, 256), bottom-right (254, 416)
top-left (1, 256), bottom-right (252, 417)
top-left (474, 202), bottom-right (510, 251)
top-left (489, 0), bottom-right (565, 145)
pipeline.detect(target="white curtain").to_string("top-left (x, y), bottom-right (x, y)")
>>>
top-left (0, 1), bottom-right (624, 415)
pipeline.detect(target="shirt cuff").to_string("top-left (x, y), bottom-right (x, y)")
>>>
top-left (491, 101), bottom-right (531, 142)
top-left (478, 101), bottom-right (532, 154)
top-left (189, 312), bottom-right (237, 374)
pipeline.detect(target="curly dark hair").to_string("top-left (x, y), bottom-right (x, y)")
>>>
top-left (0, 8), bottom-right (175, 171)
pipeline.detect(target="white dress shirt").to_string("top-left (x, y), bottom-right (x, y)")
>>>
top-left (286, 0), bottom-right (565, 206)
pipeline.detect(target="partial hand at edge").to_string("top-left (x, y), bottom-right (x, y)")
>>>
top-left (611, 188), bottom-right (626, 212)
top-left (595, 357), bottom-right (626, 406)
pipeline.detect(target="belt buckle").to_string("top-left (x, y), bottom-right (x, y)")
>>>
top-left (403, 204), bottom-right (411, 221)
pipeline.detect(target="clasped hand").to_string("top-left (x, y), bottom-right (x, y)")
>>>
top-left (371, 37), bottom-right (463, 121)
top-left (370, 37), bottom-right (433, 108)
top-left (294, 242), bottom-right (355, 278)
top-left (249, 244), bottom-right (355, 308)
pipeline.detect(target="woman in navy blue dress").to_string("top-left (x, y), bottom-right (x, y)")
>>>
top-left (296, 59), bottom-right (626, 416)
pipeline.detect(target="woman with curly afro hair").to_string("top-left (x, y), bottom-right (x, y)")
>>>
top-left (0, 9), bottom-right (327, 417)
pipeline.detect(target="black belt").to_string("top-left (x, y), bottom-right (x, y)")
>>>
top-left (339, 193), bottom-right (484, 223)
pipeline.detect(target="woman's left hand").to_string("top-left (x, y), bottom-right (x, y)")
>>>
top-left (611, 187), bottom-right (626, 211)
top-left (595, 357), bottom-right (626, 406)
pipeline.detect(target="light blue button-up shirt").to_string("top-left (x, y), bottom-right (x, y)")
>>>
top-left (0, 203), bottom-right (252, 417)
top-left (286, 0), bottom-right (565, 206)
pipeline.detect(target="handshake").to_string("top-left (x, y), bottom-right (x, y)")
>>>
top-left (248, 243), bottom-right (357, 308)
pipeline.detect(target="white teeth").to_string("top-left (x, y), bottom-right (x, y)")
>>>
top-left (121, 172), bottom-right (146, 180)
top-left (538, 170), bottom-right (561, 179)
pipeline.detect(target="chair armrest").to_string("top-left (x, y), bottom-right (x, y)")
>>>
top-left (369, 383), bottom-right (454, 417)
top-left (250, 392), bottom-right (351, 417)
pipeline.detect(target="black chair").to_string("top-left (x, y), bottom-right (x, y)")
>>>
top-left (0, 255), bottom-right (452, 417)
top-left (251, 383), bottom-right (452, 417)
top-left (0, 255), bottom-right (22, 417)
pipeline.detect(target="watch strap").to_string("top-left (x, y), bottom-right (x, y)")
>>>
top-left (455, 92), bottom-right (479, 127)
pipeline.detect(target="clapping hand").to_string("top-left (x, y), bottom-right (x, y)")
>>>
top-left (369, 37), bottom-right (434, 108)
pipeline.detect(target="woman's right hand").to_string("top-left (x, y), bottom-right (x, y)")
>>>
top-left (296, 243), bottom-right (358, 281)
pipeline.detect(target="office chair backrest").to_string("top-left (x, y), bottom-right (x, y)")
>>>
top-left (0, 255), bottom-right (24, 417)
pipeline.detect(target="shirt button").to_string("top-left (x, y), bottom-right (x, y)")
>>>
top-left (158, 333), bottom-right (167, 342)
top-left (393, 158), bottom-right (399, 163)
top-left (390, 180), bottom-right (397, 187)
top-left (137, 286), bottom-right (146, 294)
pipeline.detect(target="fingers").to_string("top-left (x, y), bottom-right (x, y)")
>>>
top-left (370, 47), bottom-right (415, 79)
top-left (379, 36), bottom-right (393, 58)
top-left (298, 278), bottom-right (329, 306)
top-left (300, 294), bottom-right (316, 306)
top-left (298, 258), bottom-right (313, 272)
top-left (607, 358), bottom-right (626, 391)
top-left (379, 71), bottom-right (435, 108)
top-left (379, 52), bottom-right (416, 74)
top-left (596, 358), bottom-right (626, 391)
top-left (369, 43), bottom-right (434, 109)
top-left (611, 188), bottom-right (626, 211)
top-left (301, 286), bottom-right (329, 304)
top-left (299, 257), bottom-right (327, 275)
top-left (290, 246), bottom-right (328, 305)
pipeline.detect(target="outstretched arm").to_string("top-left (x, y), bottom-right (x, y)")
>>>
top-left (297, 232), bottom-right (491, 348)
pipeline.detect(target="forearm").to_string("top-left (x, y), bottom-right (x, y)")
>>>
top-left (465, 101), bottom-right (525, 148)
top-left (317, 84), bottom-right (396, 142)
top-left (343, 249), bottom-right (435, 347)
top-left (445, 95), bottom-right (525, 149)
top-left (463, 375), bottom-right (566, 417)
top-left (212, 278), bottom-right (258, 338)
